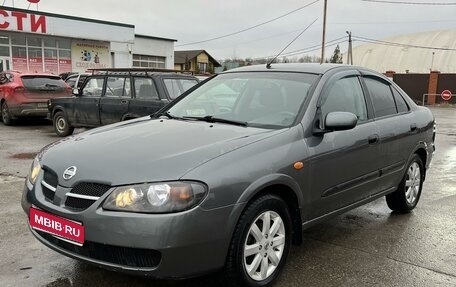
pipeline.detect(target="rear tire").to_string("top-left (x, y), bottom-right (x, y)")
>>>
top-left (1, 101), bottom-right (14, 125)
top-left (386, 154), bottom-right (424, 213)
top-left (224, 194), bottom-right (292, 287)
top-left (53, 111), bottom-right (74, 137)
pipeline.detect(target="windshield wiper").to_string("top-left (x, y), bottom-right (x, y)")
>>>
top-left (182, 116), bottom-right (248, 127)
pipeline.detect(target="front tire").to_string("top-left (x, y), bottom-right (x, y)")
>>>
top-left (53, 111), bottom-right (74, 137)
top-left (224, 194), bottom-right (292, 287)
top-left (1, 101), bottom-right (14, 125)
top-left (386, 154), bottom-right (424, 213)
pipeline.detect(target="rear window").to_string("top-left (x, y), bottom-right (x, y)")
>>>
top-left (21, 76), bottom-right (67, 91)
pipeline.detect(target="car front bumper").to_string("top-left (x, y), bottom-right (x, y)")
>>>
top-left (21, 176), bottom-right (242, 279)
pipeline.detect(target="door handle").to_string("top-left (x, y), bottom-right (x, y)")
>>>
top-left (410, 123), bottom-right (417, 132)
top-left (121, 100), bottom-right (128, 104)
top-left (368, 134), bottom-right (379, 144)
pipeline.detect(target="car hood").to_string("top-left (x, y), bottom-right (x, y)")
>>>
top-left (40, 118), bottom-right (284, 187)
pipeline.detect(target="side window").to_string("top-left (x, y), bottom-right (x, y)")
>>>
top-left (321, 76), bottom-right (368, 122)
top-left (105, 76), bottom-right (130, 98)
top-left (134, 77), bottom-right (159, 100)
top-left (364, 77), bottom-right (396, 118)
top-left (82, 77), bottom-right (104, 97)
top-left (392, 87), bottom-right (409, 113)
top-left (164, 78), bottom-right (199, 99)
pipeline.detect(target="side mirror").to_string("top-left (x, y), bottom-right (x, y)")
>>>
top-left (72, 88), bottom-right (80, 96)
top-left (325, 111), bottom-right (358, 131)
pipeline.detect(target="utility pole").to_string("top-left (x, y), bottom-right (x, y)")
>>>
top-left (320, 0), bottom-right (328, 64)
top-left (346, 31), bottom-right (353, 65)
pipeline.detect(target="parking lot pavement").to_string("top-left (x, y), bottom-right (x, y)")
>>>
top-left (0, 108), bottom-right (455, 287)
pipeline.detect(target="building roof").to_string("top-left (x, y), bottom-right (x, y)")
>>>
top-left (135, 34), bottom-right (177, 42)
top-left (2, 6), bottom-right (134, 28)
top-left (174, 50), bottom-right (221, 67)
top-left (350, 29), bottom-right (456, 73)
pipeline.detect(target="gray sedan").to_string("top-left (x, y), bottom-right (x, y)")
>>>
top-left (22, 63), bottom-right (435, 287)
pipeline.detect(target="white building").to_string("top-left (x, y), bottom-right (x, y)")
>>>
top-left (351, 29), bottom-right (456, 73)
top-left (0, 6), bottom-right (176, 74)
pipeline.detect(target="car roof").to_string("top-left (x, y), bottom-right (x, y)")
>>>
top-left (223, 63), bottom-right (357, 75)
top-left (90, 71), bottom-right (198, 79)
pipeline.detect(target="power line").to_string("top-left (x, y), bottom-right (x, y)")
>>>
top-left (252, 36), bottom-right (346, 60)
top-left (352, 35), bottom-right (456, 51)
top-left (175, 0), bottom-right (320, 47)
top-left (362, 0), bottom-right (456, 5)
top-left (267, 18), bottom-right (319, 67)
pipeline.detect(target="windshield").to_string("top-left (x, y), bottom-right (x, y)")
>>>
top-left (167, 72), bottom-right (318, 128)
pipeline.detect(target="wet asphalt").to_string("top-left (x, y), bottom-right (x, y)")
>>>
top-left (0, 107), bottom-right (455, 287)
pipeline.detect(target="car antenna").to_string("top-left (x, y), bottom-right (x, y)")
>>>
top-left (266, 18), bottom-right (319, 69)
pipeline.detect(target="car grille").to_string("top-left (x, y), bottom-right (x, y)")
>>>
top-left (64, 183), bottom-right (111, 211)
top-left (36, 231), bottom-right (161, 268)
top-left (41, 169), bottom-right (58, 202)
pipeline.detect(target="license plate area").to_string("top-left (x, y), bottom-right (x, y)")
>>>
top-left (29, 207), bottom-right (85, 246)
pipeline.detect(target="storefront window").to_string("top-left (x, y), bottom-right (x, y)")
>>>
top-left (44, 38), bottom-right (57, 48)
top-left (11, 34), bottom-right (26, 45)
top-left (28, 37), bottom-right (42, 47)
top-left (0, 46), bottom-right (9, 57)
top-left (12, 46), bottom-right (27, 57)
top-left (0, 34), bottom-right (9, 45)
top-left (59, 39), bottom-right (71, 49)
top-left (44, 48), bottom-right (58, 74)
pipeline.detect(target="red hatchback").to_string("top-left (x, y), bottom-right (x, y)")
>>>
top-left (0, 71), bottom-right (71, 125)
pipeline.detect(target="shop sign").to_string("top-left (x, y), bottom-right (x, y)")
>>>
top-left (0, 9), bottom-right (46, 34)
top-left (71, 41), bottom-right (109, 71)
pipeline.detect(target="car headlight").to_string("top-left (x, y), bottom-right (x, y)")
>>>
top-left (28, 157), bottom-right (41, 185)
top-left (103, 181), bottom-right (207, 213)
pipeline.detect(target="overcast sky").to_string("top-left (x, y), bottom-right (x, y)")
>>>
top-left (4, 0), bottom-right (456, 60)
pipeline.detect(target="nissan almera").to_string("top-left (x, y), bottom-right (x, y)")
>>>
top-left (22, 64), bottom-right (435, 287)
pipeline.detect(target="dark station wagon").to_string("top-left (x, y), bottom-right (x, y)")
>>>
top-left (48, 69), bottom-right (199, 136)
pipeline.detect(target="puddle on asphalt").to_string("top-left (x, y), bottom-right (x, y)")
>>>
top-left (9, 152), bottom-right (37, 160)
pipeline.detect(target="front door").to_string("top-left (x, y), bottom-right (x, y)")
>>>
top-left (306, 72), bottom-right (382, 219)
top-left (71, 76), bottom-right (104, 127)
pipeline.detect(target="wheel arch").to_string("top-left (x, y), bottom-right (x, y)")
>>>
top-left (411, 142), bottom-right (429, 181)
top-left (234, 174), bottom-right (304, 245)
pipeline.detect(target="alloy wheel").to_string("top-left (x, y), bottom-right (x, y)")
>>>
top-left (243, 211), bottom-right (286, 281)
top-left (405, 162), bottom-right (421, 205)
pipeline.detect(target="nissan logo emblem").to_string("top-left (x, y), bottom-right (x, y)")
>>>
top-left (63, 166), bottom-right (77, 180)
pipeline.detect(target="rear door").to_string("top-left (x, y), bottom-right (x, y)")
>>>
top-left (306, 71), bottom-right (382, 219)
top-left (100, 76), bottom-right (131, 125)
top-left (129, 76), bottom-right (164, 117)
top-left (361, 74), bottom-right (415, 191)
top-left (72, 76), bottom-right (104, 126)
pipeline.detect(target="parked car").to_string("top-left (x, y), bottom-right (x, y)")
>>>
top-left (0, 71), bottom-right (71, 125)
top-left (23, 64), bottom-right (435, 286)
top-left (48, 69), bottom-right (199, 136)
